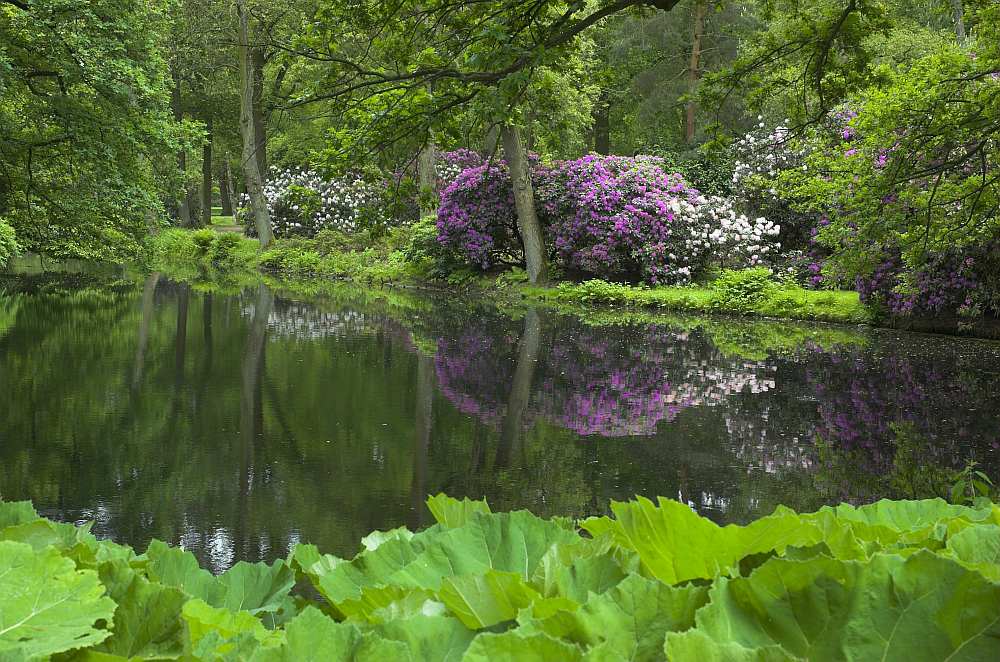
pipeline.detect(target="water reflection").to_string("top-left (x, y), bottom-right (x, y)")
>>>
top-left (0, 273), bottom-right (998, 570)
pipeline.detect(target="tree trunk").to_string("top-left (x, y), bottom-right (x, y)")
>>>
top-left (685, 0), bottom-right (707, 144)
top-left (501, 125), bottom-right (548, 285)
top-left (484, 124), bottom-right (500, 159)
top-left (219, 160), bottom-right (234, 216)
top-left (171, 77), bottom-right (192, 227)
top-left (496, 308), bottom-right (541, 469)
top-left (237, 1), bottom-right (274, 247)
top-left (251, 47), bottom-right (267, 180)
top-left (593, 90), bottom-right (611, 155)
top-left (201, 115), bottom-right (213, 228)
top-left (951, 0), bottom-right (966, 43)
top-left (224, 155), bottom-right (239, 221)
top-left (417, 141), bottom-right (437, 215)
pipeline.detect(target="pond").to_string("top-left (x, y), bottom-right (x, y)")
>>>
top-left (1, 269), bottom-right (999, 572)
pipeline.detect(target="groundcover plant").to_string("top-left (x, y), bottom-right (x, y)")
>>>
top-left (2, 495), bottom-right (1000, 661)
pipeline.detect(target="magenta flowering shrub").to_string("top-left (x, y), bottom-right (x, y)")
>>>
top-left (436, 154), bottom-right (779, 284)
top-left (536, 155), bottom-right (714, 283)
top-left (855, 242), bottom-right (1000, 317)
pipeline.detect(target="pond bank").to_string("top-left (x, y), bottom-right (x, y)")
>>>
top-left (143, 228), bottom-right (1000, 337)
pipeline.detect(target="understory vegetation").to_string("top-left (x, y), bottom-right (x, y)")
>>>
top-left (3, 494), bottom-right (1000, 661)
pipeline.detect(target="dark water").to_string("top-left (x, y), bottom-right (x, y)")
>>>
top-left (2, 271), bottom-right (999, 572)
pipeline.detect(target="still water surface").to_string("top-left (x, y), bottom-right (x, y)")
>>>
top-left (1, 270), bottom-right (999, 571)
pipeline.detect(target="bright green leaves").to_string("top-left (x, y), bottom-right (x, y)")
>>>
top-left (665, 552), bottom-right (1000, 662)
top-left (427, 493), bottom-right (491, 528)
top-left (0, 541), bottom-right (116, 659)
top-left (3, 495), bottom-right (1000, 660)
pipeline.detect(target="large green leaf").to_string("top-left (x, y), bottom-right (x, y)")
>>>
top-left (461, 631), bottom-right (583, 662)
top-left (0, 541), bottom-right (116, 659)
top-left (297, 510), bottom-right (577, 615)
top-left (89, 560), bottom-right (187, 660)
top-left (584, 497), bottom-right (830, 584)
top-left (665, 551), bottom-right (1000, 661)
top-left (427, 494), bottom-right (491, 528)
top-left (945, 524), bottom-right (1000, 581)
top-left (216, 560), bottom-right (296, 616)
top-left (529, 537), bottom-right (633, 603)
top-left (182, 599), bottom-right (284, 659)
top-left (143, 540), bottom-right (224, 605)
top-left (0, 501), bottom-right (38, 528)
top-left (520, 573), bottom-right (708, 661)
top-left (438, 570), bottom-right (545, 629)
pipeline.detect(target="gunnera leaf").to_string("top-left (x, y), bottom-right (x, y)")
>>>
top-left (0, 541), bottom-right (116, 659)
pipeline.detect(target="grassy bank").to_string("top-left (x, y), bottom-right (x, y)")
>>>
top-left (146, 228), bottom-right (872, 326)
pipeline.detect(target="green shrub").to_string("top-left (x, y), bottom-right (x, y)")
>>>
top-left (0, 217), bottom-right (20, 263)
top-left (189, 228), bottom-right (217, 256)
top-left (1, 495), bottom-right (999, 661)
top-left (711, 267), bottom-right (777, 311)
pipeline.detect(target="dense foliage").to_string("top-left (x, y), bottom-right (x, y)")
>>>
top-left (2, 495), bottom-right (1000, 660)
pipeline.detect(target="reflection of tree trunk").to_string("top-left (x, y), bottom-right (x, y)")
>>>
top-left (201, 115), bottom-right (213, 228)
top-left (236, 284), bottom-right (273, 562)
top-left (131, 273), bottom-right (161, 391)
top-left (686, 0), bottom-right (707, 144)
top-left (496, 309), bottom-right (541, 469)
top-left (409, 354), bottom-right (434, 528)
top-left (501, 125), bottom-right (548, 285)
top-left (174, 286), bottom-right (189, 393)
top-left (593, 90), bottom-right (611, 155)
top-left (203, 294), bottom-right (213, 373)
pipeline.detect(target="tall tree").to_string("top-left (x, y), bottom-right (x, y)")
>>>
top-left (237, 0), bottom-right (274, 246)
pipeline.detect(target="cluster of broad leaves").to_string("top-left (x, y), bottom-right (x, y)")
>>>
top-left (2, 495), bottom-right (1000, 661)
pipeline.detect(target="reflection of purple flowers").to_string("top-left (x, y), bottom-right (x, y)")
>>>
top-left (433, 322), bottom-right (777, 438)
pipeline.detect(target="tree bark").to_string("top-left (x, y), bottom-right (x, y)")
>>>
top-left (171, 76), bottom-right (192, 227)
top-left (237, 1), bottom-right (274, 246)
top-left (951, 0), bottom-right (966, 43)
top-left (224, 155), bottom-right (239, 220)
top-left (251, 47), bottom-right (268, 179)
top-left (219, 159), bottom-right (234, 216)
top-left (501, 125), bottom-right (548, 285)
top-left (685, 0), bottom-right (707, 144)
top-left (593, 90), bottom-right (611, 155)
top-left (483, 124), bottom-right (500, 159)
top-left (496, 308), bottom-right (541, 469)
top-left (201, 115), bottom-right (213, 227)
top-left (417, 140), bottom-right (437, 215)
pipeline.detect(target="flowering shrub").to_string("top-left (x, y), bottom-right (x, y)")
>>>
top-left (240, 167), bottom-right (382, 238)
top-left (435, 161), bottom-right (525, 269)
top-left (437, 154), bottom-right (779, 284)
top-left (856, 242), bottom-right (1000, 318)
top-left (435, 149), bottom-right (484, 188)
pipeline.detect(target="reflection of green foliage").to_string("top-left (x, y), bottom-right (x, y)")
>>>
top-left (4, 495), bottom-right (1000, 660)
top-left (814, 423), bottom-right (996, 505)
top-left (0, 293), bottom-right (21, 339)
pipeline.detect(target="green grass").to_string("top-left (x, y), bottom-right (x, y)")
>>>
top-left (146, 228), bottom-right (874, 326)
top-left (514, 277), bottom-right (872, 325)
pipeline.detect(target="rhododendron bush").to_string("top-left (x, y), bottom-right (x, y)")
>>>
top-left (436, 154), bottom-right (778, 284)
top-left (240, 167), bottom-right (382, 238)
